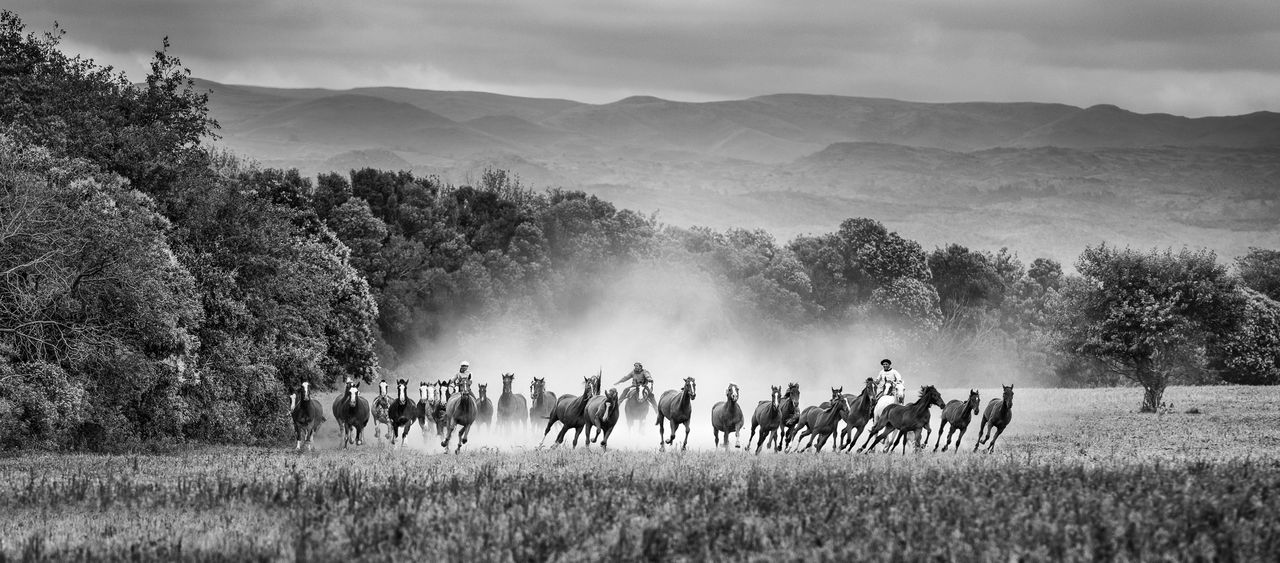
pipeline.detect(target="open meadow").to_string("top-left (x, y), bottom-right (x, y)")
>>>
top-left (2, 385), bottom-right (1279, 561)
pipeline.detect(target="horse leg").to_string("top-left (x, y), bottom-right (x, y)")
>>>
top-left (953, 426), bottom-right (969, 453)
top-left (668, 419), bottom-right (678, 446)
top-left (974, 417), bottom-right (989, 451)
top-left (555, 424), bottom-right (571, 448)
top-left (657, 416), bottom-right (667, 451)
top-left (934, 421), bottom-right (948, 452)
top-left (681, 421), bottom-right (690, 451)
top-left (941, 426), bottom-right (956, 452)
top-left (713, 428), bottom-right (720, 448)
top-left (572, 425), bottom-right (584, 448)
top-left (734, 427), bottom-right (741, 449)
top-left (815, 433), bottom-right (828, 453)
top-left (539, 418), bottom-right (557, 448)
top-left (986, 425), bottom-right (1006, 453)
top-left (602, 426), bottom-right (614, 450)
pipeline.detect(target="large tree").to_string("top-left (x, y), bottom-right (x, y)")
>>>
top-left (1057, 245), bottom-right (1239, 411)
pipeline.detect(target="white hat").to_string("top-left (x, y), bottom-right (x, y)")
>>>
top-left (460, 361), bottom-right (470, 367)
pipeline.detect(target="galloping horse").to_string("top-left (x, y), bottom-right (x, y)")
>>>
top-left (748, 385), bottom-right (784, 454)
top-left (794, 387), bottom-right (850, 453)
top-left (624, 381), bottom-right (654, 432)
top-left (859, 385), bottom-right (945, 454)
top-left (837, 378), bottom-right (879, 452)
top-left (370, 380), bottom-right (391, 441)
top-left (386, 379), bottom-right (415, 449)
top-left (710, 383), bottom-right (744, 449)
top-left (496, 373), bottom-right (528, 432)
top-left (974, 385), bottom-right (1014, 453)
top-left (330, 377), bottom-right (354, 439)
top-left (528, 377), bottom-right (557, 427)
top-left (476, 383), bottom-right (494, 427)
top-left (416, 382), bottom-right (441, 443)
top-left (935, 389), bottom-right (981, 452)
top-left (290, 381), bottom-right (325, 451)
top-left (335, 382), bottom-right (371, 447)
top-left (539, 377), bottom-right (596, 448)
top-left (778, 383), bottom-right (801, 451)
top-left (585, 388), bottom-right (621, 450)
top-left (656, 377), bottom-right (697, 451)
top-left (441, 375), bottom-right (478, 453)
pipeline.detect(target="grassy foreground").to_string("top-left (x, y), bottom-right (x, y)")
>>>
top-left (1, 386), bottom-right (1279, 561)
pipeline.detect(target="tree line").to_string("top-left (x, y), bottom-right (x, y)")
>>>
top-left (1, 11), bottom-right (1276, 448)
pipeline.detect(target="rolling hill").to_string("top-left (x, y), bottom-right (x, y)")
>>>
top-left (196, 79), bottom-right (1280, 264)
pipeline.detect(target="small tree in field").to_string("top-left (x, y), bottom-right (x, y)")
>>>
top-left (1057, 245), bottom-right (1238, 412)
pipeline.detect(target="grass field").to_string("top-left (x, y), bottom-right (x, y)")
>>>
top-left (2, 386), bottom-right (1279, 561)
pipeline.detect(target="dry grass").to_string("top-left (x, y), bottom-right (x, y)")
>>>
top-left (1, 386), bottom-right (1278, 561)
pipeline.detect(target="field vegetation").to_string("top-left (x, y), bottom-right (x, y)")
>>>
top-left (2, 386), bottom-right (1278, 561)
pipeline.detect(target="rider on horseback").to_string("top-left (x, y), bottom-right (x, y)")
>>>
top-left (876, 359), bottom-right (904, 404)
top-left (451, 361), bottom-right (472, 394)
top-left (615, 362), bottom-right (657, 408)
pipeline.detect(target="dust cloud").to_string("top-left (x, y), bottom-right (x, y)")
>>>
top-left (387, 262), bottom-right (1035, 452)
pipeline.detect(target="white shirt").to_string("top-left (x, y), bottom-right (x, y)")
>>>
top-left (877, 368), bottom-right (904, 401)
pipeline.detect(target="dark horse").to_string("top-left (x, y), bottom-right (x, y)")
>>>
top-left (528, 377), bottom-right (557, 427)
top-left (859, 386), bottom-right (946, 454)
top-left (748, 385), bottom-right (783, 454)
top-left (496, 373), bottom-right (528, 432)
top-left (624, 381), bottom-right (655, 432)
top-left (778, 382), bottom-right (801, 451)
top-left (442, 374), bottom-right (478, 453)
top-left (656, 377), bottom-right (697, 451)
top-left (794, 387), bottom-right (850, 453)
top-left (935, 389), bottom-right (981, 452)
top-left (710, 383), bottom-right (744, 449)
top-left (290, 381), bottom-right (325, 451)
top-left (539, 377), bottom-right (596, 448)
top-left (838, 378), bottom-right (879, 452)
top-left (387, 379), bottom-right (415, 449)
top-left (585, 388), bottom-right (621, 450)
top-left (975, 385), bottom-right (1014, 453)
top-left (371, 380), bottom-right (391, 441)
top-left (335, 381), bottom-right (370, 447)
top-left (330, 377), bottom-right (354, 439)
top-left (476, 383), bottom-right (494, 427)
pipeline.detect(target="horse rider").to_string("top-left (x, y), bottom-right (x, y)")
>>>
top-left (451, 361), bottom-right (472, 392)
top-left (876, 358), bottom-right (904, 404)
top-left (615, 362), bottom-right (657, 407)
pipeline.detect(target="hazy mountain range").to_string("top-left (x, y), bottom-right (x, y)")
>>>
top-left (198, 78), bottom-right (1280, 265)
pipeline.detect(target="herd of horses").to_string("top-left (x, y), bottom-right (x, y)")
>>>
top-left (288, 374), bottom-right (1015, 455)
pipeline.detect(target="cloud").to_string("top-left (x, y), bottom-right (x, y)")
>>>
top-left (9, 0), bottom-right (1280, 115)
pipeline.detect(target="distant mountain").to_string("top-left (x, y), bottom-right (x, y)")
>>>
top-left (195, 78), bottom-right (1279, 265)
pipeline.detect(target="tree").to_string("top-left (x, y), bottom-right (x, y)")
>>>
top-left (1212, 288), bottom-right (1280, 385)
top-left (1237, 248), bottom-right (1280, 302)
top-left (1056, 245), bottom-right (1239, 411)
top-left (789, 218), bottom-right (930, 319)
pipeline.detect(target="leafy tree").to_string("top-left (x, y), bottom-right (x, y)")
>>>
top-left (1211, 288), bottom-right (1280, 385)
top-left (789, 218), bottom-right (930, 319)
top-left (0, 11), bottom-right (217, 198)
top-left (1056, 245), bottom-right (1239, 411)
top-left (1236, 248), bottom-right (1280, 301)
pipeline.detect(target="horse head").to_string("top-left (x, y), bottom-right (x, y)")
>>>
top-left (919, 385), bottom-right (945, 409)
top-left (862, 378), bottom-right (876, 400)
top-left (347, 381), bottom-right (360, 406)
top-left (603, 388), bottom-right (619, 420)
top-left (299, 380), bottom-right (311, 401)
top-left (770, 385), bottom-right (782, 406)
top-left (378, 379), bottom-right (388, 398)
top-left (531, 377), bottom-right (545, 397)
top-left (587, 374), bottom-right (601, 396)
top-left (418, 381), bottom-right (429, 402)
top-left (830, 386), bottom-right (843, 401)
top-left (968, 389), bottom-right (981, 415)
top-left (683, 377), bottom-right (697, 400)
top-left (581, 376), bottom-right (596, 399)
top-left (1002, 384), bottom-right (1014, 409)
top-left (725, 383), bottom-right (739, 403)
top-left (456, 377), bottom-right (474, 397)
top-left (478, 383), bottom-right (488, 399)
top-left (785, 382), bottom-right (800, 402)
top-left (501, 373), bottom-right (514, 393)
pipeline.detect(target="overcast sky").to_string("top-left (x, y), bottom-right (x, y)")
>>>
top-left (11, 0), bottom-right (1280, 116)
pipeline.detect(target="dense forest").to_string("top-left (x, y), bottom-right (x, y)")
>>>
top-left (1, 12), bottom-right (1277, 449)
